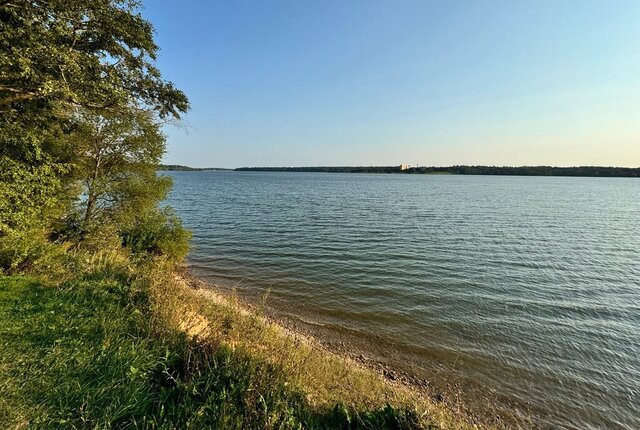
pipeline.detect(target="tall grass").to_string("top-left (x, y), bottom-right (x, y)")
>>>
top-left (149, 269), bottom-right (483, 429)
top-left (0, 262), bottom-right (475, 429)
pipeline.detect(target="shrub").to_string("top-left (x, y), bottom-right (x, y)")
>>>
top-left (121, 207), bottom-right (191, 263)
top-left (0, 228), bottom-right (70, 277)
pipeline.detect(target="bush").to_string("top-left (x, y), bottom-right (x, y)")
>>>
top-left (121, 207), bottom-right (191, 263)
top-left (0, 228), bottom-right (70, 277)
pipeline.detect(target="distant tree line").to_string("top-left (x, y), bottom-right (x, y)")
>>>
top-left (235, 166), bottom-right (404, 173)
top-left (158, 164), bottom-right (232, 171)
top-left (235, 165), bottom-right (640, 177)
top-left (158, 164), bottom-right (204, 171)
top-left (405, 165), bottom-right (640, 177)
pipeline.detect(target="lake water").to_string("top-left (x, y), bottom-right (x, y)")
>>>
top-left (164, 171), bottom-right (639, 429)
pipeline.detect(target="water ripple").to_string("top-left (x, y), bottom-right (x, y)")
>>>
top-left (165, 172), bottom-right (640, 429)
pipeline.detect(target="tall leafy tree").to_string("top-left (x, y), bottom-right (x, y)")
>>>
top-left (0, 0), bottom-right (188, 117)
top-left (0, 0), bottom-right (190, 271)
top-left (73, 110), bottom-right (170, 229)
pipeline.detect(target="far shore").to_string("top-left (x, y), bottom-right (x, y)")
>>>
top-left (160, 164), bottom-right (640, 177)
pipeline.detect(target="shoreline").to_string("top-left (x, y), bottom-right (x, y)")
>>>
top-left (180, 270), bottom-right (529, 429)
top-left (163, 165), bottom-right (640, 178)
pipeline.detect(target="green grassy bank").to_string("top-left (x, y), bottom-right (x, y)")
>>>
top-left (0, 270), bottom-right (469, 429)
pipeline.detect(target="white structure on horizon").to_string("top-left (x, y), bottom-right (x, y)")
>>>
top-left (400, 163), bottom-right (410, 170)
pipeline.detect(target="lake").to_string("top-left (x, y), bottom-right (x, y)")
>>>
top-left (164, 171), bottom-right (639, 429)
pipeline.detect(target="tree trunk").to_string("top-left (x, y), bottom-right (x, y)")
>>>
top-left (83, 150), bottom-right (101, 229)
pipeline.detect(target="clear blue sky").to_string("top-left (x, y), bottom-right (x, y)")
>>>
top-left (144, 0), bottom-right (640, 168)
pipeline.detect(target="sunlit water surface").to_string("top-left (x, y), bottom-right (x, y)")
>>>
top-left (164, 171), bottom-right (639, 429)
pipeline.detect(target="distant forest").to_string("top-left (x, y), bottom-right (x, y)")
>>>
top-left (162, 164), bottom-right (640, 177)
top-left (235, 165), bottom-right (640, 177)
top-left (158, 164), bottom-right (232, 171)
top-left (236, 166), bottom-right (408, 173)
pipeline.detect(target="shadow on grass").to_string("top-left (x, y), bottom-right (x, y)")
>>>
top-left (0, 276), bottom-right (430, 429)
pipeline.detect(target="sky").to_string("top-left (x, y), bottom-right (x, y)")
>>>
top-left (143, 0), bottom-right (640, 168)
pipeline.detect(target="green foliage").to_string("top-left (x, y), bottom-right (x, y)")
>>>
top-left (0, 275), bottom-right (427, 430)
top-left (0, 0), bottom-right (188, 118)
top-left (70, 109), bottom-right (171, 229)
top-left (0, 229), bottom-right (66, 275)
top-left (121, 208), bottom-right (191, 263)
top-left (0, 137), bottom-right (70, 235)
top-left (0, 0), bottom-right (191, 271)
top-left (0, 151), bottom-right (72, 274)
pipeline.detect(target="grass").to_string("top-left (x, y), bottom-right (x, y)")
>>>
top-left (0, 268), bottom-right (478, 429)
top-left (0, 275), bottom-right (175, 428)
top-left (157, 275), bottom-right (478, 428)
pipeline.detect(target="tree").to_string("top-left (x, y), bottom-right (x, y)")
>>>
top-left (0, 0), bottom-right (188, 118)
top-left (0, 0), bottom-right (190, 271)
top-left (72, 110), bottom-right (170, 230)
